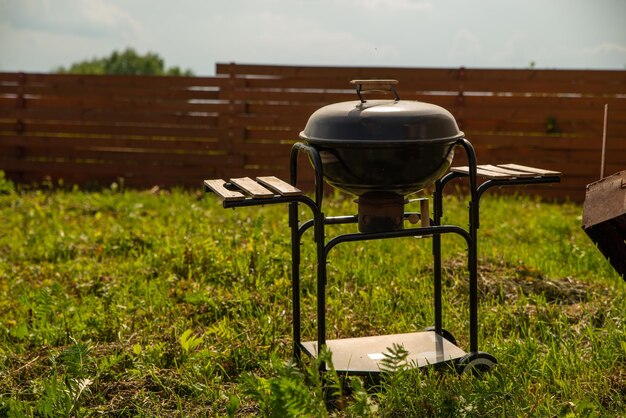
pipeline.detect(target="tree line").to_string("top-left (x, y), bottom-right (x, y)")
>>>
top-left (54, 48), bottom-right (194, 76)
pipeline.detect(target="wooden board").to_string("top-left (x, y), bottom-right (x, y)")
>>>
top-left (215, 63), bottom-right (626, 83)
top-left (2, 121), bottom-right (218, 137)
top-left (216, 64), bottom-right (626, 94)
top-left (203, 179), bottom-right (245, 201)
top-left (498, 164), bottom-right (561, 176)
top-left (0, 134), bottom-right (222, 152)
top-left (449, 166), bottom-right (512, 179)
top-left (478, 164), bottom-right (539, 178)
top-left (256, 176), bottom-right (301, 196)
top-left (229, 177), bottom-right (274, 198)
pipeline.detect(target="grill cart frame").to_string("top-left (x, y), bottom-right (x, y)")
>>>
top-left (204, 137), bottom-right (560, 375)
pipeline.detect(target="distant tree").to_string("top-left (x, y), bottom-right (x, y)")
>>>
top-left (54, 48), bottom-right (194, 76)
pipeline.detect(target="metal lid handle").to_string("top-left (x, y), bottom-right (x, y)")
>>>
top-left (351, 79), bottom-right (400, 103)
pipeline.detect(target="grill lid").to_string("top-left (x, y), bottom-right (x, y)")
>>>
top-left (299, 80), bottom-right (464, 145)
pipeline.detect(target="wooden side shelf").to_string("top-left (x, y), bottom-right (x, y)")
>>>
top-left (204, 176), bottom-right (302, 201)
top-left (450, 163), bottom-right (561, 180)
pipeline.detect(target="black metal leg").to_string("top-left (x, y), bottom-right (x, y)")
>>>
top-left (433, 181), bottom-right (443, 335)
top-left (290, 201), bottom-right (302, 363)
top-left (468, 232), bottom-right (479, 353)
top-left (290, 143), bottom-right (327, 366)
top-left (315, 211), bottom-right (327, 370)
top-left (458, 138), bottom-right (480, 353)
top-left (433, 235), bottom-right (442, 334)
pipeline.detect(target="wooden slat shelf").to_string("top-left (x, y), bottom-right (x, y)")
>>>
top-left (204, 176), bottom-right (302, 201)
top-left (450, 164), bottom-right (562, 180)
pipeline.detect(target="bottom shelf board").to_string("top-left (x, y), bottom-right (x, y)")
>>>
top-left (301, 331), bottom-right (466, 374)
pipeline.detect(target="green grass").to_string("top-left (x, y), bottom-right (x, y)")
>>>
top-left (0, 177), bottom-right (624, 417)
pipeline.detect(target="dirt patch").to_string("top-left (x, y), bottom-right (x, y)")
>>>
top-left (481, 263), bottom-right (589, 304)
top-left (446, 257), bottom-right (593, 305)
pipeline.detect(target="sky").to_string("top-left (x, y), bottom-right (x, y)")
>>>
top-left (0, 0), bottom-right (625, 75)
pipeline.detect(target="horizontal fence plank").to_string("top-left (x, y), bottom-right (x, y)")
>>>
top-left (216, 63), bottom-right (626, 83)
top-left (0, 120), bottom-right (220, 137)
top-left (230, 80), bottom-right (624, 96)
top-left (0, 169), bottom-right (237, 190)
top-left (461, 118), bottom-right (618, 134)
top-left (469, 134), bottom-right (626, 151)
top-left (0, 147), bottom-right (236, 166)
top-left (238, 78), bottom-right (626, 102)
top-left (0, 92), bottom-right (223, 112)
top-left (239, 131), bottom-right (626, 153)
top-left (1, 108), bottom-right (222, 126)
top-left (217, 63), bottom-right (626, 94)
top-left (0, 72), bottom-right (229, 91)
top-left (0, 135), bottom-right (224, 152)
top-left (228, 91), bottom-right (625, 119)
top-left (227, 114), bottom-right (623, 138)
top-left (236, 121), bottom-right (624, 140)
top-left (240, 95), bottom-right (626, 115)
top-left (0, 85), bottom-right (222, 102)
top-left (0, 156), bottom-right (243, 175)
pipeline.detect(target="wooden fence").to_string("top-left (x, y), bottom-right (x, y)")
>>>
top-left (1, 64), bottom-right (625, 201)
